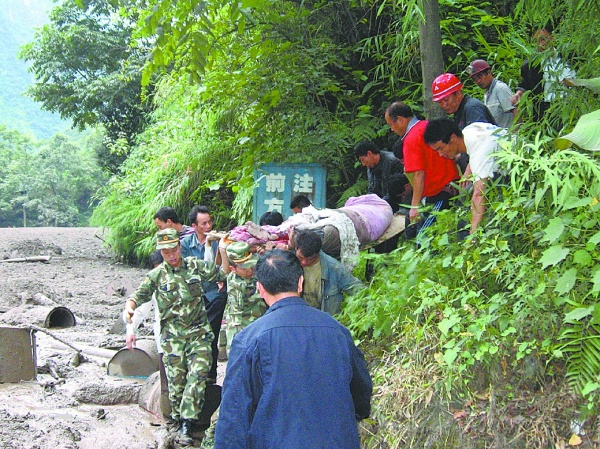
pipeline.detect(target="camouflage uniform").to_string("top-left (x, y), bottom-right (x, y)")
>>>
top-left (224, 272), bottom-right (267, 351)
top-left (201, 242), bottom-right (266, 449)
top-left (129, 256), bottom-right (226, 422)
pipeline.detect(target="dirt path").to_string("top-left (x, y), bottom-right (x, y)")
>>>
top-left (0, 227), bottom-right (221, 449)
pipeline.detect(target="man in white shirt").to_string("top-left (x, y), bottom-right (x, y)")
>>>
top-left (511, 26), bottom-right (576, 121)
top-left (423, 119), bottom-right (507, 234)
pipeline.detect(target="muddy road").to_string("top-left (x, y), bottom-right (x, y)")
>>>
top-left (0, 227), bottom-right (216, 449)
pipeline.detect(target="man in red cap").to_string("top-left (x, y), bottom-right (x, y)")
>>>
top-left (431, 72), bottom-right (497, 130)
top-left (466, 59), bottom-right (517, 129)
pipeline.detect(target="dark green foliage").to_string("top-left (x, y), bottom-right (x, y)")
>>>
top-left (20, 0), bottom-right (154, 171)
top-left (0, 126), bottom-right (107, 227)
top-left (343, 125), bottom-right (600, 445)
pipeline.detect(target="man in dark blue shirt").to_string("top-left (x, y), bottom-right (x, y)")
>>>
top-left (354, 140), bottom-right (407, 212)
top-left (214, 249), bottom-right (372, 449)
top-left (432, 72), bottom-right (497, 130)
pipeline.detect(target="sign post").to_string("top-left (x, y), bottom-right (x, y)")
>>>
top-left (253, 163), bottom-right (326, 223)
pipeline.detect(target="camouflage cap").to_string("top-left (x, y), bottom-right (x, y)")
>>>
top-left (156, 228), bottom-right (179, 250)
top-left (226, 241), bottom-right (257, 269)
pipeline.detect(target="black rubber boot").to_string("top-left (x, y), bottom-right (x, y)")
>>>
top-left (178, 419), bottom-right (194, 446)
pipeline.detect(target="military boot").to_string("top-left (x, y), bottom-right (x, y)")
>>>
top-left (178, 419), bottom-right (194, 446)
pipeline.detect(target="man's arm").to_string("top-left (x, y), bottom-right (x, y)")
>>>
top-left (123, 275), bottom-right (156, 323)
top-left (460, 164), bottom-right (473, 189)
top-left (470, 178), bottom-right (487, 233)
top-left (347, 337), bottom-right (372, 420)
top-left (366, 169), bottom-right (376, 195)
top-left (189, 257), bottom-right (227, 283)
top-left (206, 238), bottom-right (222, 265)
top-left (217, 237), bottom-right (231, 274)
top-left (125, 300), bottom-right (154, 350)
top-left (409, 170), bottom-right (425, 222)
top-left (180, 234), bottom-right (193, 258)
top-left (337, 268), bottom-right (363, 296)
top-left (511, 107), bottom-right (521, 124)
top-left (512, 60), bottom-right (536, 105)
top-left (214, 338), bottom-right (254, 448)
top-left (498, 84), bottom-right (517, 116)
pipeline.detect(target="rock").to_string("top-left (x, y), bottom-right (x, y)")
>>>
top-left (73, 382), bottom-right (141, 405)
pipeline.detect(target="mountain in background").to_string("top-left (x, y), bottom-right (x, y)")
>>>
top-left (0, 0), bottom-right (71, 140)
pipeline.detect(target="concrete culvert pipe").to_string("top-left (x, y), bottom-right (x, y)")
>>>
top-left (107, 339), bottom-right (160, 379)
top-left (0, 305), bottom-right (76, 329)
top-left (43, 306), bottom-right (76, 328)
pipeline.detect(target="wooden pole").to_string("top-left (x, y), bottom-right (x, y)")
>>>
top-left (0, 256), bottom-right (52, 263)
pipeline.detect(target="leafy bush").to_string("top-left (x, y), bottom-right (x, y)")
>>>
top-left (342, 117), bottom-right (600, 446)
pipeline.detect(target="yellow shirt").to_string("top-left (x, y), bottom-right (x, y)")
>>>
top-left (302, 260), bottom-right (321, 309)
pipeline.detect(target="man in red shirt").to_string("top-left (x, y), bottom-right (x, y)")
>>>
top-left (384, 101), bottom-right (459, 238)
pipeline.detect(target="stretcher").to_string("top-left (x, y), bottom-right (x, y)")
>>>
top-left (359, 213), bottom-right (406, 251)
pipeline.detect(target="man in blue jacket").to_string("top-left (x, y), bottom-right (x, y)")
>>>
top-left (213, 249), bottom-right (372, 449)
top-left (294, 229), bottom-right (363, 315)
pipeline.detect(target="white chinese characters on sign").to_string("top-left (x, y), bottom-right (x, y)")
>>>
top-left (255, 163), bottom-right (325, 223)
top-left (262, 170), bottom-right (315, 214)
top-left (265, 173), bottom-right (286, 193)
top-left (263, 197), bottom-right (284, 213)
top-left (293, 173), bottom-right (314, 193)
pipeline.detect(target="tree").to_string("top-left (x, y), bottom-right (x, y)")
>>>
top-left (0, 131), bottom-right (106, 227)
top-left (419, 0), bottom-right (446, 119)
top-left (20, 0), bottom-right (154, 169)
top-left (0, 126), bottom-right (35, 227)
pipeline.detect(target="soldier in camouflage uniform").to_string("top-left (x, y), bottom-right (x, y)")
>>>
top-left (219, 241), bottom-right (267, 350)
top-left (123, 228), bottom-right (226, 446)
top-left (200, 240), bottom-right (267, 449)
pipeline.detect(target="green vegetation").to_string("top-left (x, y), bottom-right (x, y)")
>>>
top-left (16, 0), bottom-right (600, 445)
top-left (20, 0), bottom-right (155, 172)
top-left (346, 131), bottom-right (600, 446)
top-left (0, 125), bottom-right (107, 227)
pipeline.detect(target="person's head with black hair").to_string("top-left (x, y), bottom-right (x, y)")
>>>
top-left (154, 207), bottom-right (184, 231)
top-left (423, 118), bottom-right (466, 161)
top-left (290, 195), bottom-right (312, 214)
top-left (149, 249), bottom-right (164, 268)
top-left (354, 140), bottom-right (381, 169)
top-left (188, 205), bottom-right (212, 237)
top-left (354, 140), bottom-right (380, 157)
top-left (384, 101), bottom-right (416, 157)
top-left (259, 212), bottom-right (270, 226)
top-left (154, 207), bottom-right (182, 224)
top-left (255, 249), bottom-right (303, 300)
top-left (259, 211), bottom-right (284, 226)
top-left (385, 101), bottom-right (413, 122)
top-left (423, 118), bottom-right (463, 145)
top-left (294, 230), bottom-right (323, 267)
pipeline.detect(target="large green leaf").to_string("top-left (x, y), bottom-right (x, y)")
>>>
top-left (564, 77), bottom-right (600, 94)
top-left (554, 268), bottom-right (577, 294)
top-left (541, 217), bottom-right (565, 243)
top-left (564, 306), bottom-right (594, 323)
top-left (592, 267), bottom-right (600, 294)
top-left (539, 245), bottom-right (570, 268)
top-left (555, 109), bottom-right (600, 151)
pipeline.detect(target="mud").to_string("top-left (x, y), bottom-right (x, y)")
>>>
top-left (0, 227), bottom-right (220, 449)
